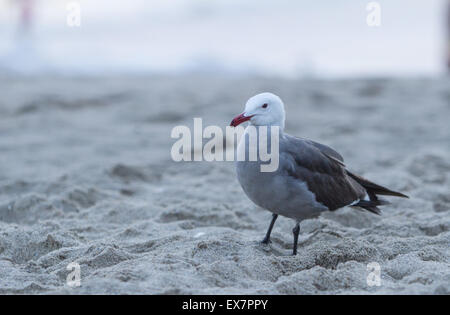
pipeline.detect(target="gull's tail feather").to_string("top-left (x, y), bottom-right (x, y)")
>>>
top-left (347, 170), bottom-right (408, 215)
top-left (351, 200), bottom-right (383, 215)
top-left (346, 171), bottom-right (409, 199)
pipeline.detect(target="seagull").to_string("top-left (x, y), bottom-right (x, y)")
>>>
top-left (230, 92), bottom-right (408, 255)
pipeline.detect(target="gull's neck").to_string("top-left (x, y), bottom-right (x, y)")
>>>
top-left (250, 122), bottom-right (285, 133)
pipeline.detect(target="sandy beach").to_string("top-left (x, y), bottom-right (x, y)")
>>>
top-left (0, 75), bottom-right (449, 294)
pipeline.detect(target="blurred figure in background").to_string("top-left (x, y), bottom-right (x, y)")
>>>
top-left (447, 0), bottom-right (450, 71)
top-left (1, 0), bottom-right (45, 73)
top-left (15, 0), bottom-right (35, 36)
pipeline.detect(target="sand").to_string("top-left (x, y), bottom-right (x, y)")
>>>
top-left (0, 75), bottom-right (449, 294)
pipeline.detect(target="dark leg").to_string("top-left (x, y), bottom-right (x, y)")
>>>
top-left (292, 223), bottom-right (300, 255)
top-left (261, 214), bottom-right (278, 244)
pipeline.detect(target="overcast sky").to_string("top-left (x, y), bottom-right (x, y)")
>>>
top-left (0, 0), bottom-right (448, 77)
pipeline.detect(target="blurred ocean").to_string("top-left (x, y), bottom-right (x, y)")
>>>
top-left (0, 0), bottom-right (447, 77)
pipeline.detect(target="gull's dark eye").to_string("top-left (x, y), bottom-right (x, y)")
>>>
top-left (262, 103), bottom-right (268, 108)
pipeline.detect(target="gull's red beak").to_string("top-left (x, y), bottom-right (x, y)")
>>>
top-left (230, 113), bottom-right (253, 127)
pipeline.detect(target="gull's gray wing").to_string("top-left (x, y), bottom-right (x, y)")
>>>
top-left (304, 138), bottom-right (344, 164)
top-left (280, 135), bottom-right (365, 211)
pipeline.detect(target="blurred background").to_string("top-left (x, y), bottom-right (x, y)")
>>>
top-left (0, 0), bottom-right (449, 77)
top-left (0, 1), bottom-right (449, 295)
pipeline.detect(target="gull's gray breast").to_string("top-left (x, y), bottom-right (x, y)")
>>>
top-left (236, 159), bottom-right (328, 220)
top-left (235, 128), bottom-right (328, 221)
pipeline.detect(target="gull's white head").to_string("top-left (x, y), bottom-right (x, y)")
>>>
top-left (230, 93), bottom-right (286, 130)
